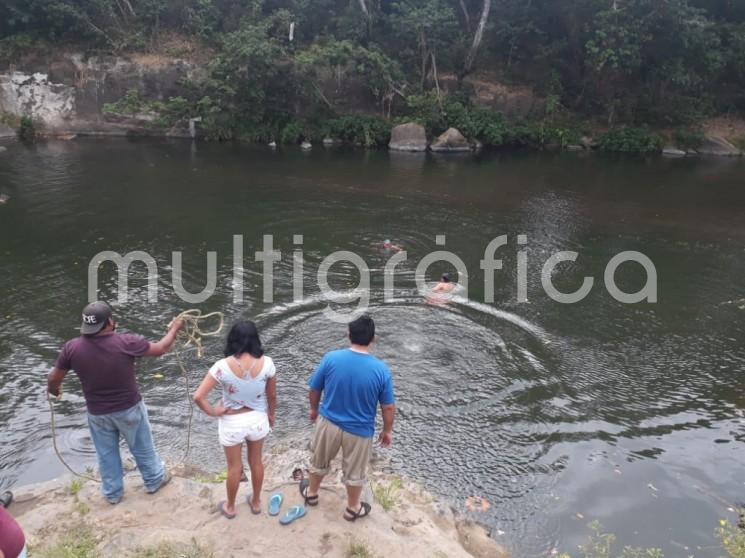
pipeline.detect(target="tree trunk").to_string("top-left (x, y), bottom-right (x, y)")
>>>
top-left (464, 0), bottom-right (491, 74)
top-left (121, 0), bottom-right (137, 17)
top-left (458, 0), bottom-right (472, 32)
top-left (420, 29), bottom-right (429, 90)
top-left (357, 0), bottom-right (370, 18)
top-left (431, 51), bottom-right (441, 102)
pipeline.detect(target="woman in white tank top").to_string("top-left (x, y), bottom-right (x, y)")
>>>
top-left (193, 320), bottom-right (277, 519)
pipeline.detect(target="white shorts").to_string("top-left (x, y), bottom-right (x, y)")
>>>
top-left (218, 411), bottom-right (270, 446)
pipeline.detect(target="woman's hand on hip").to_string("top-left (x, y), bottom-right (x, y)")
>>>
top-left (211, 404), bottom-right (227, 417)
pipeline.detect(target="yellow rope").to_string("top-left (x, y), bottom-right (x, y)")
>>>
top-left (172, 310), bottom-right (224, 462)
top-left (48, 393), bottom-right (100, 482)
top-left (49, 309), bottom-right (225, 482)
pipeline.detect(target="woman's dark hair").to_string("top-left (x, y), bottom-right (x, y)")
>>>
top-left (441, 273), bottom-right (452, 283)
top-left (348, 314), bottom-right (375, 346)
top-left (224, 320), bottom-right (264, 358)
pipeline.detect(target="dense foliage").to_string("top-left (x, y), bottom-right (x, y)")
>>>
top-left (2, 0), bottom-right (745, 147)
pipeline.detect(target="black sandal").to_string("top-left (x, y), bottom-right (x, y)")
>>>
top-left (344, 502), bottom-right (372, 522)
top-left (299, 478), bottom-right (319, 506)
top-left (0, 491), bottom-right (12, 508)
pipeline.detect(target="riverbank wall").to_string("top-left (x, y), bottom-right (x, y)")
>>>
top-left (1, 51), bottom-right (743, 155)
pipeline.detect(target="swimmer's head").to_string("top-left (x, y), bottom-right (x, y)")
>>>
top-left (441, 273), bottom-right (453, 283)
top-left (384, 239), bottom-right (391, 245)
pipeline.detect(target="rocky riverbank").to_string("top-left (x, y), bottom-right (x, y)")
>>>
top-left (11, 446), bottom-right (507, 558)
top-left (1, 51), bottom-right (744, 156)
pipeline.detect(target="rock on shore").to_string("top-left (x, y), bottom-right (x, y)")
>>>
top-left (697, 135), bottom-right (742, 157)
top-left (12, 447), bottom-right (508, 558)
top-left (430, 128), bottom-right (471, 152)
top-left (389, 122), bottom-right (428, 152)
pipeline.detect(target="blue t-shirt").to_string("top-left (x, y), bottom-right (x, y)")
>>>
top-left (308, 348), bottom-right (395, 438)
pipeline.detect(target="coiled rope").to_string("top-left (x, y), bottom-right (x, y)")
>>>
top-left (48, 309), bottom-right (224, 483)
top-left (172, 310), bottom-right (224, 461)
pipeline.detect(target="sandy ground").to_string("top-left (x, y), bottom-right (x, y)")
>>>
top-left (12, 447), bottom-right (508, 558)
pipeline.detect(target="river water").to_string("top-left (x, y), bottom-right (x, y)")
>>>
top-left (1, 139), bottom-right (744, 556)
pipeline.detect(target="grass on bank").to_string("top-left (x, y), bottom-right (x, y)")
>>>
top-left (131, 539), bottom-right (214, 558)
top-left (346, 538), bottom-right (376, 558)
top-left (37, 525), bottom-right (99, 558)
top-left (36, 527), bottom-right (213, 558)
top-left (373, 478), bottom-right (403, 512)
top-left (66, 479), bottom-right (83, 496)
top-left (190, 470), bottom-right (228, 484)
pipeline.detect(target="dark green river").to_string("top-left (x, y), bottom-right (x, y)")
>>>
top-left (1, 139), bottom-right (744, 556)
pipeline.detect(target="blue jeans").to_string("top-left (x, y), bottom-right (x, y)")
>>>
top-left (87, 400), bottom-right (165, 502)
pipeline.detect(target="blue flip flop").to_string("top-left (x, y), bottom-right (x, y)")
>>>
top-left (279, 505), bottom-right (306, 525)
top-left (268, 493), bottom-right (284, 516)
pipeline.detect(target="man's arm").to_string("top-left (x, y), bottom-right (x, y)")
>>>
top-left (378, 403), bottom-right (395, 448)
top-left (144, 319), bottom-right (183, 357)
top-left (309, 388), bottom-right (322, 422)
top-left (47, 367), bottom-right (68, 397)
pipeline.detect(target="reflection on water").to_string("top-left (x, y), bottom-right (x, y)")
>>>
top-left (1, 139), bottom-right (745, 556)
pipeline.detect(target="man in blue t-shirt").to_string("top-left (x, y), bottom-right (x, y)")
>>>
top-left (303, 314), bottom-right (395, 521)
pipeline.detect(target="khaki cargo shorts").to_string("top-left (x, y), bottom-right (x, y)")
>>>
top-left (310, 416), bottom-right (373, 486)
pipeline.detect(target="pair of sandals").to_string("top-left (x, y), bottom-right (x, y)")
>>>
top-left (218, 492), bottom-right (307, 525)
top-left (217, 493), bottom-right (263, 519)
top-left (299, 478), bottom-right (371, 522)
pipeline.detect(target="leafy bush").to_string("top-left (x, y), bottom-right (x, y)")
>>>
top-left (597, 127), bottom-right (663, 153)
top-left (18, 116), bottom-right (36, 141)
top-left (103, 91), bottom-right (195, 128)
top-left (405, 92), bottom-right (446, 135)
top-left (323, 115), bottom-right (392, 147)
top-left (0, 33), bottom-right (43, 60)
top-left (280, 121), bottom-right (304, 144)
top-left (102, 90), bottom-right (145, 116)
top-left (405, 93), bottom-right (508, 147)
top-left (672, 127), bottom-right (705, 150)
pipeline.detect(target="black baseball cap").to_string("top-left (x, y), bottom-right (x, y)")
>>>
top-left (80, 301), bottom-right (112, 335)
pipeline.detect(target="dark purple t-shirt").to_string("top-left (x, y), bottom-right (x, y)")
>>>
top-left (0, 507), bottom-right (25, 558)
top-left (55, 332), bottom-right (150, 415)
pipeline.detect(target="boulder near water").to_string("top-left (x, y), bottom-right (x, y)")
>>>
top-left (697, 135), bottom-right (742, 156)
top-left (430, 128), bottom-right (471, 152)
top-left (389, 122), bottom-right (428, 152)
top-left (662, 146), bottom-right (687, 157)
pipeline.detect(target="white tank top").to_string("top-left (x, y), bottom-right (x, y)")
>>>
top-left (208, 356), bottom-right (276, 412)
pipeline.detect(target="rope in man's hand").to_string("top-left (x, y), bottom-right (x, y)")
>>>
top-left (171, 309), bottom-right (224, 462)
top-left (48, 390), bottom-right (100, 482)
top-left (48, 309), bottom-right (224, 483)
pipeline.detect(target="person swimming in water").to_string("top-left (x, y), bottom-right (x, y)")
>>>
top-left (431, 273), bottom-right (456, 293)
top-left (426, 273), bottom-right (456, 305)
top-left (381, 239), bottom-right (403, 252)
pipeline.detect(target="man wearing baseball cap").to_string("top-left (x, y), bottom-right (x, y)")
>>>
top-left (47, 301), bottom-right (184, 504)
